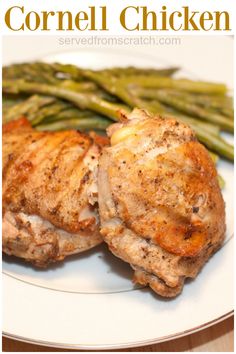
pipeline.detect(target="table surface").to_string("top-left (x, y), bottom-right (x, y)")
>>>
top-left (2, 316), bottom-right (234, 352)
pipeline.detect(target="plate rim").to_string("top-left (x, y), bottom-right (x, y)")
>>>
top-left (3, 311), bottom-right (234, 350)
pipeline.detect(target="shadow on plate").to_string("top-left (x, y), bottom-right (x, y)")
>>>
top-left (2, 242), bottom-right (134, 282)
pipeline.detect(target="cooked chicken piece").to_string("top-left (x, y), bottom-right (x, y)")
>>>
top-left (98, 109), bottom-right (226, 297)
top-left (2, 117), bottom-right (103, 267)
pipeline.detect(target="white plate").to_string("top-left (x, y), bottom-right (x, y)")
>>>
top-left (3, 46), bottom-right (234, 350)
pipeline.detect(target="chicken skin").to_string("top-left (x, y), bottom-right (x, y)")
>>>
top-left (2, 118), bottom-right (103, 267)
top-left (98, 109), bottom-right (226, 297)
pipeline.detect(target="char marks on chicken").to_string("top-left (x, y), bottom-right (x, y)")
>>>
top-left (2, 118), bottom-right (103, 267)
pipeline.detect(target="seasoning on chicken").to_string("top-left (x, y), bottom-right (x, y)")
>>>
top-left (2, 117), bottom-right (103, 267)
top-left (98, 109), bottom-right (226, 297)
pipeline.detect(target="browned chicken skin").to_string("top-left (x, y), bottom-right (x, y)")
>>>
top-left (2, 118), bottom-right (103, 267)
top-left (98, 109), bottom-right (226, 297)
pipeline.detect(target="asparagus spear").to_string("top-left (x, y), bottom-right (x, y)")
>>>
top-left (135, 88), bottom-right (233, 109)
top-left (82, 71), bottom-right (166, 113)
top-left (46, 63), bottom-right (179, 79)
top-left (121, 76), bottom-right (227, 95)
top-left (40, 109), bottom-right (99, 124)
top-left (150, 90), bottom-right (233, 133)
top-left (170, 90), bottom-right (234, 119)
top-left (3, 92), bottom-right (102, 126)
top-left (82, 70), bottom-right (167, 112)
top-left (31, 101), bottom-right (73, 126)
top-left (100, 66), bottom-right (179, 77)
top-left (3, 79), bottom-right (130, 121)
top-left (81, 70), bottom-right (136, 107)
top-left (3, 62), bottom-right (86, 83)
top-left (36, 117), bottom-right (111, 132)
top-left (3, 95), bottom-right (57, 123)
top-left (3, 62), bottom-right (61, 84)
top-left (60, 79), bottom-right (119, 102)
top-left (184, 94), bottom-right (233, 111)
top-left (59, 80), bottom-right (97, 92)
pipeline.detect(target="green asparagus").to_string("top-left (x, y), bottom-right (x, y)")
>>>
top-left (36, 117), bottom-right (111, 132)
top-left (121, 76), bottom-right (227, 94)
top-left (3, 79), bottom-right (130, 121)
top-left (100, 66), bottom-right (179, 77)
top-left (148, 90), bottom-right (234, 133)
top-left (3, 95), bottom-right (57, 124)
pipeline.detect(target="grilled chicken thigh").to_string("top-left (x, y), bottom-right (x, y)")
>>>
top-left (98, 109), bottom-right (226, 297)
top-left (2, 118), bottom-right (103, 267)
